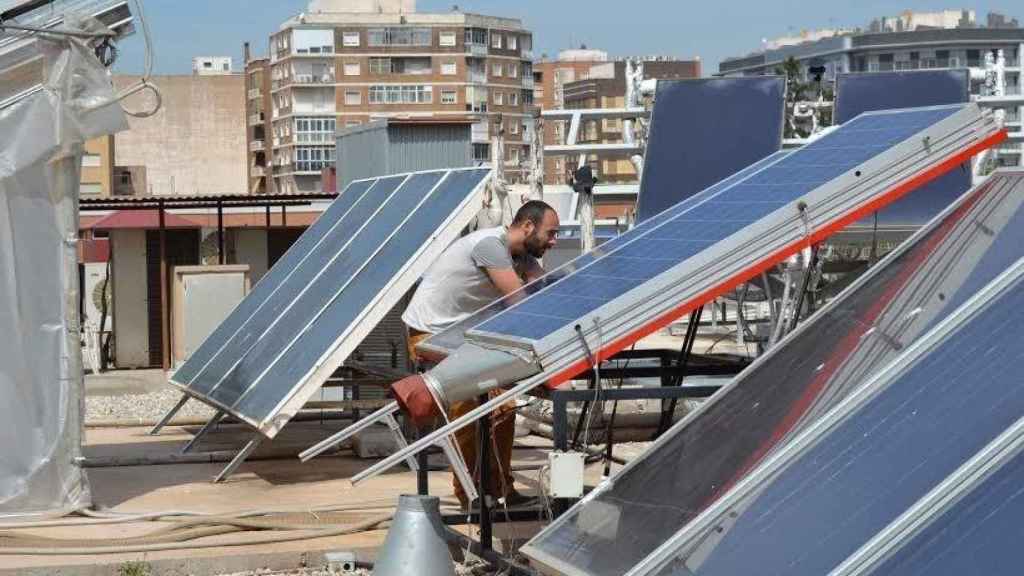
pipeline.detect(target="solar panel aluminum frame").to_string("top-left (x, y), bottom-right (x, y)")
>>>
top-left (619, 252), bottom-right (1024, 576)
top-left (167, 168), bottom-right (493, 437)
top-left (465, 104), bottom-right (1004, 389)
top-left (830, 411), bottom-right (1024, 576)
top-left (519, 169), bottom-right (1024, 576)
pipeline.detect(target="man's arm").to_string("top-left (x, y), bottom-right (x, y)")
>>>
top-left (486, 267), bottom-right (524, 297)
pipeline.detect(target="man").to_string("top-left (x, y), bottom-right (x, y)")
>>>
top-left (402, 200), bottom-right (559, 509)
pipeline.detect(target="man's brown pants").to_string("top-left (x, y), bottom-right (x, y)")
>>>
top-left (408, 331), bottom-right (517, 507)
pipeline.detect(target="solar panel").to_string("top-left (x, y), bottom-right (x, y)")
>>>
top-left (634, 77), bottom-right (785, 223)
top-left (169, 168), bottom-right (491, 436)
top-left (635, 253), bottom-right (1024, 576)
top-left (521, 171), bottom-right (1024, 576)
top-left (857, 437), bottom-right (1024, 576)
top-left (417, 151), bottom-right (794, 360)
top-left (465, 105), bottom-right (1003, 374)
top-left (835, 70), bottom-right (972, 229)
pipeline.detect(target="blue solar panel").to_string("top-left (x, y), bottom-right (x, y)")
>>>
top-left (172, 177), bottom-right (380, 388)
top-left (836, 70), bottom-right (971, 228)
top-left (868, 446), bottom-right (1024, 575)
top-left (523, 172), bottom-right (1024, 576)
top-left (475, 106), bottom-right (963, 343)
top-left (635, 78), bottom-right (785, 222)
top-left (419, 151), bottom-right (794, 356)
top-left (657, 270), bottom-right (1024, 576)
top-left (170, 168), bottom-right (491, 432)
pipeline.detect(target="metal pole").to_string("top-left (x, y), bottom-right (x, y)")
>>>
top-left (789, 245), bottom-right (820, 333)
top-left (181, 411), bottom-right (225, 454)
top-left (148, 394), bottom-right (188, 435)
top-left (477, 394), bottom-right (493, 552)
top-left (552, 390), bottom-right (570, 517)
top-left (265, 204), bottom-right (271, 228)
top-left (217, 200), bottom-right (225, 265)
top-left (214, 437), bottom-right (262, 483)
top-left (158, 200), bottom-right (169, 370)
top-left (416, 427), bottom-right (430, 495)
top-left (657, 306), bottom-right (704, 437)
top-left (281, 205), bottom-right (287, 227)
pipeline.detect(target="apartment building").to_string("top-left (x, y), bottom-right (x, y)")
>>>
top-left (719, 11), bottom-right (1024, 166)
top-left (245, 1), bottom-right (534, 194)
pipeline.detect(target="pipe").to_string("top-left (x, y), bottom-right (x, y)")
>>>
top-left (391, 343), bottom-right (539, 426)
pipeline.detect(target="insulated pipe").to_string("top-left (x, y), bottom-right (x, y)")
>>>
top-left (391, 343), bottom-right (540, 426)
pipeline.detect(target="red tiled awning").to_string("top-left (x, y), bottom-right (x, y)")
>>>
top-left (86, 210), bottom-right (201, 230)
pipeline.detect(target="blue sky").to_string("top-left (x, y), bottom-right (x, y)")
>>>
top-left (113, 1), bottom-right (1014, 76)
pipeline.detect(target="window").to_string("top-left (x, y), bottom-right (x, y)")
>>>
top-left (345, 90), bottom-right (361, 105)
top-left (204, 61), bottom-right (212, 68)
top-left (368, 85), bottom-right (433, 104)
top-left (343, 32), bottom-right (360, 47)
top-left (491, 33), bottom-right (502, 49)
top-left (509, 91), bottom-right (519, 106)
top-left (368, 27), bottom-right (432, 47)
top-left (508, 35), bottom-right (518, 50)
top-left (441, 89), bottom-right (457, 104)
top-left (492, 63), bottom-right (503, 76)
top-left (494, 91), bottom-right (504, 105)
top-left (439, 31), bottom-right (457, 47)
top-left (81, 154), bottom-right (101, 167)
top-left (508, 147), bottom-right (520, 164)
top-left (294, 146), bottom-right (335, 172)
top-left (508, 63), bottom-right (518, 78)
top-left (343, 62), bottom-right (360, 76)
top-left (473, 143), bottom-right (490, 162)
top-left (508, 120), bottom-right (519, 134)
top-left (369, 58), bottom-right (390, 75)
top-left (441, 61), bottom-right (457, 75)
top-left (223, 63), bottom-right (229, 71)
top-left (465, 28), bottom-right (488, 45)
top-left (294, 116), bottom-right (336, 143)
top-left (120, 171), bottom-right (132, 186)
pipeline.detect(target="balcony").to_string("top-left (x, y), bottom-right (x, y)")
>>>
top-left (293, 72), bottom-right (336, 85)
top-left (247, 88), bottom-right (261, 100)
top-left (522, 76), bottom-right (534, 89)
top-left (468, 70), bottom-right (486, 84)
top-left (295, 132), bottom-right (335, 144)
top-left (468, 43), bottom-right (488, 57)
top-left (293, 160), bottom-right (333, 174)
top-left (521, 49), bottom-right (533, 60)
top-left (248, 112), bottom-right (264, 124)
top-left (249, 140), bottom-right (264, 152)
top-left (251, 166), bottom-right (265, 177)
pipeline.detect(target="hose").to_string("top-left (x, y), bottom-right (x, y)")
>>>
top-left (0, 496), bottom-right (458, 530)
top-left (0, 513), bottom-right (392, 555)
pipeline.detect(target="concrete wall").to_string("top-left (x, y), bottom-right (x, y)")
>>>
top-left (114, 75), bottom-right (247, 196)
top-left (234, 229), bottom-right (269, 284)
top-left (111, 229), bottom-right (149, 368)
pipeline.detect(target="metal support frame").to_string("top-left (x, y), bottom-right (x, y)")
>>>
top-left (181, 410), bottom-right (224, 454)
top-left (656, 306), bottom-right (705, 437)
top-left (148, 393), bottom-right (188, 435)
top-left (214, 436), bottom-right (261, 483)
top-left (477, 395), bottom-right (493, 551)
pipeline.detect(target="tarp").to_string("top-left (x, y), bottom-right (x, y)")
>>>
top-left (0, 22), bottom-right (127, 519)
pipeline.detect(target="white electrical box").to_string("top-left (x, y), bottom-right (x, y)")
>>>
top-left (549, 451), bottom-right (586, 498)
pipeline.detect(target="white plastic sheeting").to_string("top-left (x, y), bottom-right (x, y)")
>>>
top-left (0, 23), bottom-right (126, 519)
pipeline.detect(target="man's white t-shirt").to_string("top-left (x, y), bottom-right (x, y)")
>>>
top-left (402, 227), bottom-right (539, 334)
